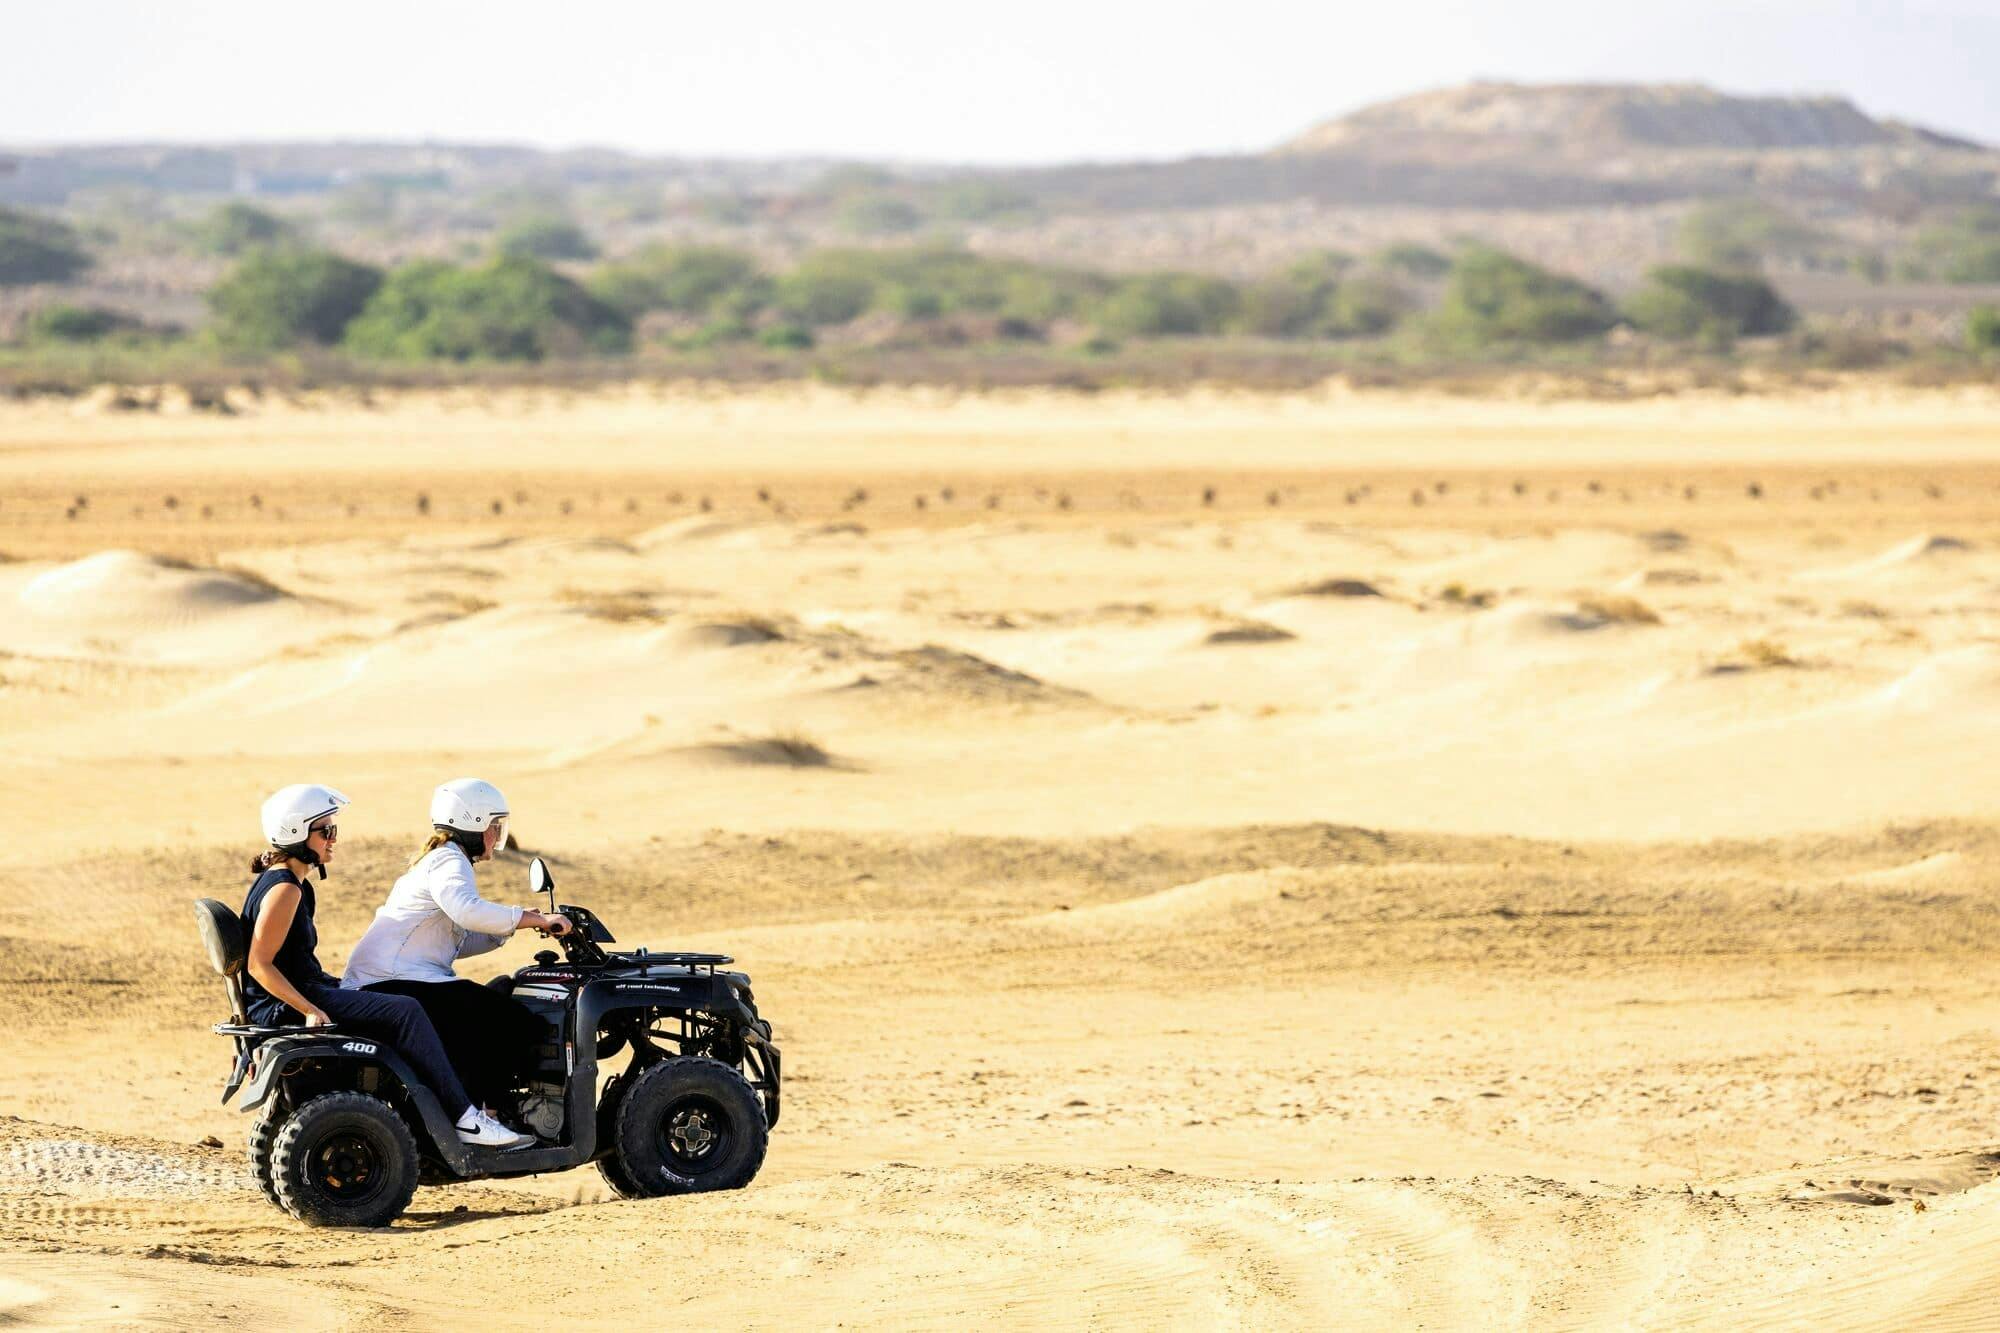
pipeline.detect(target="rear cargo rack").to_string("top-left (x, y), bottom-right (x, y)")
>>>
top-left (621, 950), bottom-right (733, 973)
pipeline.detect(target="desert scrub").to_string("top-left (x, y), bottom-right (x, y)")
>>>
top-left (1578, 596), bottom-right (1660, 625)
top-left (413, 592), bottom-right (497, 618)
top-left (558, 587), bottom-right (661, 622)
top-left (1722, 638), bottom-right (1802, 670)
top-left (761, 729), bottom-right (832, 766)
top-left (1204, 620), bottom-right (1297, 645)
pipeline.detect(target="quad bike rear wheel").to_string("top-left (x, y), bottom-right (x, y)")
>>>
top-left (269, 1091), bottom-right (420, 1227)
top-left (247, 1103), bottom-right (283, 1208)
top-left (612, 1057), bottom-right (767, 1196)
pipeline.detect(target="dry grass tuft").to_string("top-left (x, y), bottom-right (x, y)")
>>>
top-left (558, 587), bottom-right (662, 623)
top-left (1438, 583), bottom-right (1495, 609)
top-left (698, 728), bottom-right (835, 768)
top-left (762, 729), bottom-right (832, 766)
top-left (1578, 596), bottom-right (1661, 626)
top-left (1709, 638), bottom-right (1805, 674)
top-left (1291, 578), bottom-right (1382, 599)
top-left (217, 564), bottom-right (291, 599)
top-left (684, 615), bottom-right (786, 646)
top-left (1204, 620), bottom-right (1297, 646)
top-left (414, 592), bottom-right (497, 618)
top-left (1736, 638), bottom-right (1801, 668)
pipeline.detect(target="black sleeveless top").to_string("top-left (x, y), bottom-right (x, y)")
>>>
top-left (239, 867), bottom-right (337, 1025)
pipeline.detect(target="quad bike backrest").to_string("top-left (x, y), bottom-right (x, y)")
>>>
top-left (193, 898), bottom-right (250, 1024)
top-left (194, 898), bottom-right (247, 975)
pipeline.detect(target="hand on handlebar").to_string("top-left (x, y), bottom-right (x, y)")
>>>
top-left (526, 911), bottom-right (572, 937)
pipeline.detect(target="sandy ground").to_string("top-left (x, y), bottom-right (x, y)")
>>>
top-left (4, 383), bottom-right (2000, 1328)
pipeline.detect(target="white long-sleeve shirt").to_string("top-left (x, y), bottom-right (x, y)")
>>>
top-left (341, 844), bottom-right (524, 987)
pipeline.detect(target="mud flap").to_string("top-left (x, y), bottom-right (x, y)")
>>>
top-left (222, 1041), bottom-right (252, 1105)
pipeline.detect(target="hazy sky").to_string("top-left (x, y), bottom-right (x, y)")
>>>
top-left (8, 1), bottom-right (1996, 162)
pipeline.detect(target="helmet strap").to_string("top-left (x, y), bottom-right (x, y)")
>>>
top-left (276, 842), bottom-right (327, 880)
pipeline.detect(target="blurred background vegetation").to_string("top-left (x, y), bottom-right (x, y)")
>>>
top-left (5, 82), bottom-right (2000, 391)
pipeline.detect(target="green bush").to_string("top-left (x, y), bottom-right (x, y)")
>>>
top-left (207, 248), bottom-right (384, 348)
top-left (762, 247), bottom-right (1105, 332)
top-left (342, 254), bottom-right (631, 361)
top-left (22, 303), bottom-right (143, 343)
top-left (1098, 273), bottom-right (1240, 338)
top-left (1323, 271), bottom-right (1413, 338)
top-left (1432, 247), bottom-right (1615, 345)
top-left (1623, 265), bottom-right (1797, 342)
top-left (1236, 277), bottom-right (1324, 338)
top-left (997, 270), bottom-right (1092, 324)
top-left (497, 216), bottom-right (599, 262)
top-left (1678, 199), bottom-right (1818, 271)
top-left (1969, 305), bottom-right (2000, 353)
top-left (1902, 208), bottom-right (2000, 284)
top-left (590, 245), bottom-right (767, 319)
top-left (1375, 243), bottom-right (1451, 279)
top-left (775, 252), bottom-right (880, 326)
top-left (1236, 252), bottom-right (1343, 337)
top-left (193, 203), bottom-right (292, 256)
top-left (758, 324), bottom-right (815, 350)
top-left (0, 208), bottom-right (92, 286)
top-left (1234, 254), bottom-right (1409, 340)
top-left (684, 318), bottom-right (755, 348)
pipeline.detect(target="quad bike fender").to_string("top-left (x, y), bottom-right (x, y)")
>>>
top-left (237, 1034), bottom-right (437, 1127)
top-left (742, 1023), bottom-right (782, 1128)
top-left (576, 978), bottom-right (782, 1128)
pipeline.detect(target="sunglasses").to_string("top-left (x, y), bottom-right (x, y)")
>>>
top-left (309, 822), bottom-right (339, 841)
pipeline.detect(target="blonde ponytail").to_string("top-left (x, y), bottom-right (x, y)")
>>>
top-left (407, 830), bottom-right (453, 868)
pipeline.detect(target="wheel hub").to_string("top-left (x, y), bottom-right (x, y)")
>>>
top-left (669, 1108), bottom-right (716, 1157)
top-left (311, 1131), bottom-right (381, 1200)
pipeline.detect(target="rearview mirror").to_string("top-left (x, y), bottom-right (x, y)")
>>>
top-left (529, 857), bottom-right (552, 903)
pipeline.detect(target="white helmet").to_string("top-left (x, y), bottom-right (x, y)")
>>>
top-left (431, 777), bottom-right (510, 852)
top-left (261, 783), bottom-right (350, 848)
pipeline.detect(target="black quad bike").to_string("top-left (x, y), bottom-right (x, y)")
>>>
top-left (195, 857), bottom-right (780, 1227)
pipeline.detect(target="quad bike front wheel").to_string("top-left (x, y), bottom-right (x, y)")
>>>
top-left (268, 1091), bottom-right (420, 1227)
top-left (612, 1057), bottom-right (768, 1196)
top-left (593, 1073), bottom-right (646, 1199)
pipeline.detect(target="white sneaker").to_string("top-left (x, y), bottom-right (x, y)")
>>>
top-left (456, 1108), bottom-right (534, 1150)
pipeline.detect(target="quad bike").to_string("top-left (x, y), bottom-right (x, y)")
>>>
top-left (195, 857), bottom-right (779, 1227)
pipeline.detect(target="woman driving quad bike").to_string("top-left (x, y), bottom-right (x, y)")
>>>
top-left (342, 778), bottom-right (572, 1131)
top-left (239, 783), bottom-right (534, 1150)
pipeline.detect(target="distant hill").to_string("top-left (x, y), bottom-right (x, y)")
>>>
top-left (987, 82), bottom-right (1996, 216)
top-left (1279, 82), bottom-right (1984, 156)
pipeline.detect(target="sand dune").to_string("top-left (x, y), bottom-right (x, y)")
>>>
top-left (1877, 646), bottom-right (2000, 711)
top-left (6, 386), bottom-right (2000, 1326)
top-left (1804, 532), bottom-right (1976, 583)
top-left (0, 551), bottom-right (338, 663)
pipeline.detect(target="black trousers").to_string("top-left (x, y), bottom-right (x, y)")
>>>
top-left (299, 983), bottom-right (473, 1122)
top-left (361, 978), bottom-right (545, 1106)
